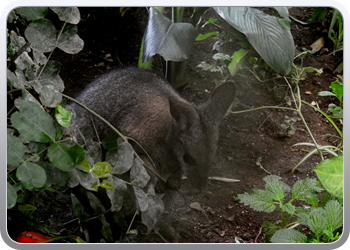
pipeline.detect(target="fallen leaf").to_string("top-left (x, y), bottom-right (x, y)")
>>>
top-left (190, 202), bottom-right (204, 212)
top-left (310, 37), bottom-right (324, 53)
top-left (305, 91), bottom-right (312, 95)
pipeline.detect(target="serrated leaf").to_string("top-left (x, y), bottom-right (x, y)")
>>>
top-left (25, 18), bottom-right (57, 53)
top-left (48, 142), bottom-right (85, 172)
top-left (271, 229), bottom-right (307, 243)
top-left (264, 175), bottom-right (290, 202)
top-left (55, 104), bottom-right (72, 127)
top-left (292, 178), bottom-right (323, 202)
top-left (214, 7), bottom-right (294, 75)
top-left (237, 188), bottom-right (276, 212)
top-left (92, 162), bottom-right (112, 178)
top-left (16, 162), bottom-right (47, 190)
top-left (50, 7), bottom-right (80, 24)
top-left (324, 200), bottom-right (343, 232)
top-left (7, 134), bottom-right (26, 166)
top-left (142, 7), bottom-right (197, 64)
top-left (11, 100), bottom-right (56, 143)
top-left (57, 25), bottom-right (84, 54)
top-left (15, 7), bottom-right (48, 20)
top-left (106, 176), bottom-right (128, 212)
top-left (280, 203), bottom-right (295, 215)
top-left (7, 183), bottom-right (17, 209)
top-left (107, 139), bottom-right (134, 175)
top-left (130, 158), bottom-right (150, 188)
top-left (308, 207), bottom-right (326, 239)
top-left (314, 155), bottom-right (343, 200)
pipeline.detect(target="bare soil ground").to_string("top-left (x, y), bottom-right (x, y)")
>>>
top-left (8, 7), bottom-right (342, 243)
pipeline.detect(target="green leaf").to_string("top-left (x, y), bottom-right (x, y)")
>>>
top-left (280, 203), bottom-right (295, 215)
top-left (7, 183), bottom-right (17, 209)
top-left (140, 188), bottom-right (164, 233)
top-left (264, 175), bottom-right (290, 202)
top-left (99, 180), bottom-right (114, 191)
top-left (130, 158), bottom-right (150, 188)
top-left (57, 25), bottom-right (84, 54)
top-left (107, 139), bottom-right (134, 175)
top-left (11, 100), bottom-right (56, 143)
top-left (330, 80), bottom-right (343, 103)
top-left (308, 207), bottom-right (326, 239)
top-left (48, 142), bottom-right (85, 172)
top-left (237, 188), bottom-right (276, 212)
top-left (318, 91), bottom-right (336, 97)
top-left (71, 194), bottom-right (90, 223)
top-left (304, 67), bottom-right (323, 75)
top-left (228, 48), bottom-right (250, 76)
top-left (39, 85), bottom-right (62, 107)
top-left (7, 134), bottom-right (26, 166)
top-left (324, 200), bottom-right (343, 232)
top-left (214, 7), bottom-right (295, 75)
top-left (40, 162), bottom-right (69, 187)
top-left (80, 159), bottom-right (91, 172)
top-left (15, 7), bottom-right (48, 20)
top-left (292, 178), bottom-right (323, 202)
top-left (55, 104), bottom-right (72, 127)
top-left (133, 186), bottom-right (149, 212)
top-left (102, 132), bottom-right (120, 150)
top-left (50, 7), bottom-right (80, 24)
top-left (106, 176), bottom-right (128, 212)
top-left (68, 169), bottom-right (95, 191)
top-left (24, 18), bottom-right (57, 53)
top-left (314, 155), bottom-right (343, 200)
top-left (16, 162), bottom-right (47, 190)
top-left (271, 229), bottom-right (307, 243)
top-left (196, 31), bottom-right (219, 41)
top-left (142, 7), bottom-right (197, 63)
top-left (92, 162), bottom-right (112, 178)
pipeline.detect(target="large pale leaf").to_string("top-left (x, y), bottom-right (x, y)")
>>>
top-left (314, 155), bottom-right (343, 200)
top-left (57, 25), bottom-right (84, 54)
top-left (11, 100), bottom-right (56, 143)
top-left (39, 85), bottom-right (62, 107)
top-left (107, 139), bottom-right (134, 175)
top-left (142, 7), bottom-right (197, 64)
top-left (106, 176), bottom-right (128, 212)
top-left (48, 142), bottom-right (85, 172)
top-left (214, 7), bottom-right (295, 75)
top-left (50, 7), bottom-right (80, 24)
top-left (130, 158), bottom-right (150, 188)
top-left (24, 18), bottom-right (57, 53)
top-left (15, 7), bottom-right (48, 20)
top-left (7, 134), bottom-right (25, 166)
top-left (7, 183), bottom-right (18, 209)
top-left (16, 162), bottom-right (47, 190)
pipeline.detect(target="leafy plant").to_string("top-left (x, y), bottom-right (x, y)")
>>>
top-left (318, 79), bottom-right (343, 119)
top-left (238, 175), bottom-right (343, 243)
top-left (7, 7), bottom-right (164, 242)
top-left (141, 7), bottom-right (295, 86)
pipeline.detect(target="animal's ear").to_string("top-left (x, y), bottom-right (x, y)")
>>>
top-left (205, 82), bottom-right (235, 124)
top-left (169, 100), bottom-right (196, 131)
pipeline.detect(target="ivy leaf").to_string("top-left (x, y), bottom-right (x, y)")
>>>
top-left (11, 100), bottom-right (56, 143)
top-left (50, 7), bottom-right (81, 24)
top-left (7, 183), bottom-right (18, 209)
top-left (48, 142), bottom-right (85, 172)
top-left (25, 18), bottom-right (57, 53)
top-left (16, 162), bottom-right (47, 190)
top-left (106, 176), bottom-right (128, 212)
top-left (15, 7), bottom-right (48, 20)
top-left (57, 25), bottom-right (84, 54)
top-left (7, 134), bottom-right (26, 166)
top-left (130, 158), bottom-right (150, 188)
top-left (107, 139), bottom-right (134, 175)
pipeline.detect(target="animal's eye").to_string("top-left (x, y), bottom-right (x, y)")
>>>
top-left (183, 154), bottom-right (196, 165)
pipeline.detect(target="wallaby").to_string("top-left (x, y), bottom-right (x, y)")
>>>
top-left (71, 67), bottom-right (235, 192)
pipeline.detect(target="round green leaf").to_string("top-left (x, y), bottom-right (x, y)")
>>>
top-left (7, 134), bottom-right (25, 166)
top-left (314, 155), bottom-right (343, 200)
top-left (16, 162), bottom-right (47, 190)
top-left (92, 162), bottom-right (112, 178)
top-left (48, 142), bottom-right (85, 172)
top-left (7, 183), bottom-right (17, 209)
top-left (24, 18), bottom-right (57, 53)
top-left (55, 104), bottom-right (72, 127)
